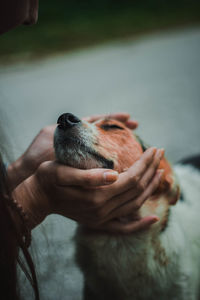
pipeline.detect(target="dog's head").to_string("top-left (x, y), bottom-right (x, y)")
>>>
top-left (54, 113), bottom-right (179, 206)
top-left (54, 113), bottom-right (143, 172)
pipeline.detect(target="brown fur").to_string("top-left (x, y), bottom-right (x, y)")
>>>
top-left (94, 119), bottom-right (178, 207)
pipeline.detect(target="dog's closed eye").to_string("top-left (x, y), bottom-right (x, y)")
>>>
top-left (101, 124), bottom-right (124, 130)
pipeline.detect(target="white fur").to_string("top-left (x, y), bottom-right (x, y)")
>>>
top-left (54, 122), bottom-right (101, 169)
top-left (75, 165), bottom-right (200, 300)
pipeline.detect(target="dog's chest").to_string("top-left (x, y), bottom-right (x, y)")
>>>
top-left (74, 166), bottom-right (200, 300)
top-left (75, 227), bottom-right (180, 300)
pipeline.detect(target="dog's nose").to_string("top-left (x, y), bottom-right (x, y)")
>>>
top-left (57, 113), bottom-right (81, 129)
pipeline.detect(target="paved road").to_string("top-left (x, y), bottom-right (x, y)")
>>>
top-left (0, 27), bottom-right (200, 299)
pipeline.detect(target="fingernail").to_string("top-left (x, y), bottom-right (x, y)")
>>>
top-left (156, 149), bottom-right (165, 159)
top-left (153, 147), bottom-right (157, 155)
top-left (157, 169), bottom-right (164, 179)
top-left (104, 171), bottom-right (118, 183)
top-left (148, 147), bottom-right (157, 155)
top-left (160, 148), bottom-right (165, 156)
top-left (150, 215), bottom-right (160, 223)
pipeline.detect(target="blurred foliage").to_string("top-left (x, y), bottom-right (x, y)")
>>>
top-left (0, 0), bottom-right (200, 64)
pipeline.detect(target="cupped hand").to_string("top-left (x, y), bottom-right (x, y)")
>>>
top-left (19, 124), bottom-right (56, 174)
top-left (7, 125), bottom-right (56, 190)
top-left (18, 147), bottom-right (163, 233)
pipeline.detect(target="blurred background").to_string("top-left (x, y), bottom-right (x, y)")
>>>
top-left (0, 0), bottom-right (200, 64)
top-left (0, 1), bottom-right (200, 299)
top-left (0, 0), bottom-right (199, 160)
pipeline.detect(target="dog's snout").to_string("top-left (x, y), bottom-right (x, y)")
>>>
top-left (57, 113), bottom-right (81, 129)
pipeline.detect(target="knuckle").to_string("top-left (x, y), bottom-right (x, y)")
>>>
top-left (142, 159), bottom-right (149, 169)
top-left (84, 172), bottom-right (94, 186)
top-left (134, 201), bottom-right (141, 210)
top-left (134, 175), bottom-right (140, 184)
top-left (37, 161), bottom-right (50, 177)
top-left (84, 193), bottom-right (95, 206)
top-left (92, 190), bottom-right (107, 206)
top-left (153, 175), bottom-right (160, 187)
top-left (128, 175), bottom-right (138, 187)
top-left (138, 182), bottom-right (145, 192)
top-left (136, 182), bottom-right (145, 193)
top-left (90, 192), bottom-right (103, 207)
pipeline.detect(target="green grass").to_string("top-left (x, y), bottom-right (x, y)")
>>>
top-left (0, 0), bottom-right (200, 64)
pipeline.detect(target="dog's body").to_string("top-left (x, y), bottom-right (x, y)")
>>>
top-left (54, 113), bottom-right (200, 300)
top-left (75, 164), bottom-right (200, 300)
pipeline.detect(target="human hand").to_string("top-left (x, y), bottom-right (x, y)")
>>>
top-left (7, 125), bottom-right (56, 190)
top-left (14, 147), bottom-right (163, 233)
top-left (90, 147), bottom-right (164, 234)
top-left (19, 124), bottom-right (56, 174)
top-left (83, 112), bottom-right (138, 130)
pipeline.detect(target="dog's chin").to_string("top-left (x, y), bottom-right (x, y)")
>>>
top-left (59, 156), bottom-right (104, 170)
top-left (54, 133), bottom-right (114, 170)
top-left (55, 145), bottom-right (114, 170)
top-left (55, 144), bottom-right (111, 170)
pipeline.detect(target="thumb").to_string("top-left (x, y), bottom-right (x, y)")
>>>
top-left (53, 163), bottom-right (119, 187)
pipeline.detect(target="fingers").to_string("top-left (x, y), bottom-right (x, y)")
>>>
top-left (83, 113), bottom-right (130, 122)
top-left (78, 149), bottom-right (163, 224)
top-left (46, 162), bottom-right (118, 187)
top-left (94, 215), bottom-right (159, 234)
top-left (103, 147), bottom-right (157, 198)
top-left (133, 169), bottom-right (164, 206)
top-left (107, 170), bottom-right (163, 221)
top-left (83, 113), bottom-right (138, 129)
top-left (138, 148), bottom-right (164, 189)
top-left (91, 148), bottom-right (163, 222)
top-left (125, 120), bottom-right (138, 129)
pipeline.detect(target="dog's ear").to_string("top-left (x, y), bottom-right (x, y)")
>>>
top-left (167, 178), bottom-right (180, 205)
top-left (156, 157), bottom-right (180, 205)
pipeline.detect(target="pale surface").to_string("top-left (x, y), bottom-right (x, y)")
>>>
top-left (0, 27), bottom-right (200, 299)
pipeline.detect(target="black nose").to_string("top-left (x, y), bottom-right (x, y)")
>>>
top-left (57, 113), bottom-right (81, 129)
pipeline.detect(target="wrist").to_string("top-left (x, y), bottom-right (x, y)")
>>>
top-left (12, 174), bottom-right (51, 230)
top-left (7, 154), bottom-right (35, 190)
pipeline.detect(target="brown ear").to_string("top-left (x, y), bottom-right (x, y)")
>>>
top-left (156, 157), bottom-right (180, 205)
top-left (168, 182), bottom-right (180, 205)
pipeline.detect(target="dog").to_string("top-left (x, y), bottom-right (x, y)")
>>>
top-left (54, 113), bottom-right (200, 300)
